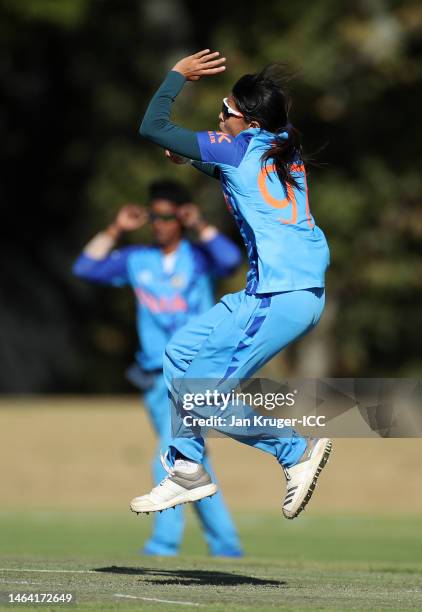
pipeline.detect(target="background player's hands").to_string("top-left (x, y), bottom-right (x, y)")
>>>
top-left (106, 204), bottom-right (148, 239)
top-left (178, 203), bottom-right (208, 233)
top-left (165, 149), bottom-right (189, 165)
top-left (115, 204), bottom-right (148, 231)
top-left (172, 49), bottom-right (226, 81)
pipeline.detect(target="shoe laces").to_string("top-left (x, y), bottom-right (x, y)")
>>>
top-left (159, 450), bottom-right (175, 478)
top-left (283, 467), bottom-right (291, 481)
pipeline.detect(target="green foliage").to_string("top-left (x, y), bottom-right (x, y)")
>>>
top-left (1, 0), bottom-right (421, 390)
top-left (0, 0), bottom-right (90, 28)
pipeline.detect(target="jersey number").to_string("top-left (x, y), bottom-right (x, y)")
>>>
top-left (258, 163), bottom-right (313, 228)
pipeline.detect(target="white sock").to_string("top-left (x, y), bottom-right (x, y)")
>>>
top-left (174, 459), bottom-right (199, 474)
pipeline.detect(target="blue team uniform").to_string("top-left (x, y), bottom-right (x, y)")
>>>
top-left (164, 129), bottom-right (329, 466)
top-left (196, 128), bottom-right (329, 294)
top-left (136, 70), bottom-right (330, 469)
top-left (73, 234), bottom-right (243, 556)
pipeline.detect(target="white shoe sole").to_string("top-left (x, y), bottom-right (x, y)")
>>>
top-left (130, 483), bottom-right (218, 514)
top-left (283, 439), bottom-right (333, 520)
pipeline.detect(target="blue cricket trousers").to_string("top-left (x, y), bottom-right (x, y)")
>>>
top-left (163, 288), bottom-right (325, 467)
top-left (143, 372), bottom-right (242, 556)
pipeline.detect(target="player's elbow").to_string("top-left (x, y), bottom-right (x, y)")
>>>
top-left (139, 118), bottom-right (152, 139)
top-left (72, 259), bottom-right (84, 278)
top-left (139, 116), bottom-right (163, 141)
top-left (72, 257), bottom-right (94, 280)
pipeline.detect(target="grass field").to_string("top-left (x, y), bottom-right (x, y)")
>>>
top-left (1, 511), bottom-right (422, 610)
top-left (1, 399), bottom-right (422, 610)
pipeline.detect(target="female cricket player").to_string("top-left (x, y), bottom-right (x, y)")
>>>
top-left (130, 50), bottom-right (332, 519)
top-left (73, 180), bottom-right (243, 556)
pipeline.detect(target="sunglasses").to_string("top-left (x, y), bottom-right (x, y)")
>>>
top-left (149, 212), bottom-right (178, 222)
top-left (221, 97), bottom-right (244, 120)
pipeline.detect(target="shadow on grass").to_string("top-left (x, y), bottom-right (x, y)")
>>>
top-left (94, 566), bottom-right (285, 587)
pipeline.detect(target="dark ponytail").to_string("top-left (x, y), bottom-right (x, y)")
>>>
top-left (261, 123), bottom-right (303, 192)
top-left (232, 64), bottom-right (303, 193)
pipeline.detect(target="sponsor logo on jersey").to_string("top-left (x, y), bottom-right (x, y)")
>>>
top-left (208, 130), bottom-right (232, 145)
top-left (135, 288), bottom-right (188, 313)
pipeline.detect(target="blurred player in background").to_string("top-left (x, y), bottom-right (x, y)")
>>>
top-left (73, 179), bottom-right (243, 557)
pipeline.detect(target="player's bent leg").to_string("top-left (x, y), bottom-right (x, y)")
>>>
top-left (131, 289), bottom-right (332, 517)
top-left (166, 289), bottom-right (331, 518)
top-left (165, 290), bottom-right (313, 468)
top-left (130, 452), bottom-right (218, 514)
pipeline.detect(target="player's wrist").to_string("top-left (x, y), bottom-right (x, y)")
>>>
top-left (198, 224), bottom-right (218, 242)
top-left (105, 223), bottom-right (123, 241)
top-left (191, 217), bottom-right (208, 234)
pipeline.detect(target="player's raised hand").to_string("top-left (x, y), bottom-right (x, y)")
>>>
top-left (172, 49), bottom-right (226, 81)
top-left (115, 204), bottom-right (148, 232)
top-left (178, 203), bottom-right (207, 233)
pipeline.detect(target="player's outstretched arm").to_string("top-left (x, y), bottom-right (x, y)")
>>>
top-left (139, 50), bottom-right (225, 161)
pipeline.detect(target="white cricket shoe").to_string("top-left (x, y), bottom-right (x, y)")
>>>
top-left (282, 438), bottom-right (332, 519)
top-left (130, 453), bottom-right (218, 514)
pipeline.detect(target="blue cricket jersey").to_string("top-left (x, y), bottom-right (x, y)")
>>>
top-left (196, 128), bottom-right (330, 294)
top-left (73, 236), bottom-right (241, 370)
